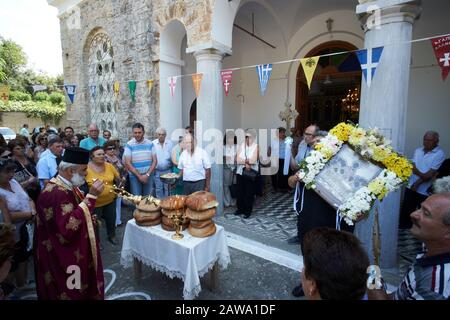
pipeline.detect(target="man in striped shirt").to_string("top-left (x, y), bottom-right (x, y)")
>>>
top-left (368, 194), bottom-right (450, 300)
top-left (123, 123), bottom-right (157, 197)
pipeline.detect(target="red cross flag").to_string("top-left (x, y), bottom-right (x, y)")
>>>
top-left (168, 76), bottom-right (177, 98)
top-left (431, 35), bottom-right (450, 81)
top-left (221, 70), bottom-right (233, 97)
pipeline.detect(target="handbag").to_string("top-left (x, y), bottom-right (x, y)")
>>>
top-left (241, 168), bottom-right (259, 181)
top-left (241, 143), bottom-right (259, 182)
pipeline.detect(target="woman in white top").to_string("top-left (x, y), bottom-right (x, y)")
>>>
top-left (235, 129), bottom-right (259, 219)
top-left (0, 158), bottom-right (36, 288)
top-left (223, 131), bottom-right (237, 207)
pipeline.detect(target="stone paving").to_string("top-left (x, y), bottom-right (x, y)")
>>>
top-left (9, 187), bottom-right (422, 300)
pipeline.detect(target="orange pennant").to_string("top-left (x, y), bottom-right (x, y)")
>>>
top-left (191, 73), bottom-right (203, 98)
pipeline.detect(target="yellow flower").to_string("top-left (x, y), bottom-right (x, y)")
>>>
top-left (382, 154), bottom-right (412, 182)
top-left (348, 127), bottom-right (366, 146)
top-left (329, 122), bottom-right (352, 142)
top-left (372, 145), bottom-right (392, 162)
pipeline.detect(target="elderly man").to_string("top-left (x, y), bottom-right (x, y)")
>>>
top-left (124, 123), bottom-right (157, 197)
top-left (36, 136), bottom-right (64, 189)
top-left (34, 147), bottom-right (105, 300)
top-left (178, 134), bottom-right (211, 195)
top-left (369, 194), bottom-right (450, 300)
top-left (152, 127), bottom-right (173, 199)
top-left (400, 131), bottom-right (446, 229)
top-left (79, 124), bottom-right (106, 151)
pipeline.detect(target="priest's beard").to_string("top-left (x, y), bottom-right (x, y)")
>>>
top-left (71, 172), bottom-right (86, 187)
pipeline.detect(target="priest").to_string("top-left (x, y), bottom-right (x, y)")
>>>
top-left (34, 146), bottom-right (105, 300)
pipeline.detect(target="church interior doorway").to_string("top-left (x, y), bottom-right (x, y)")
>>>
top-left (295, 41), bottom-right (362, 133)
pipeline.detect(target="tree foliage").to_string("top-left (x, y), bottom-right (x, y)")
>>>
top-left (0, 36), bottom-right (27, 83)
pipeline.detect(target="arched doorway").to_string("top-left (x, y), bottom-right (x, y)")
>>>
top-left (295, 41), bottom-right (362, 133)
top-left (189, 99), bottom-right (196, 129)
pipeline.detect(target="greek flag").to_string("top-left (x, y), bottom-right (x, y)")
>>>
top-left (356, 47), bottom-right (384, 88)
top-left (64, 84), bottom-right (77, 104)
top-left (256, 64), bottom-right (273, 96)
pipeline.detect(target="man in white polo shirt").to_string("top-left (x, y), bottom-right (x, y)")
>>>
top-left (400, 131), bottom-right (446, 229)
top-left (178, 134), bottom-right (211, 195)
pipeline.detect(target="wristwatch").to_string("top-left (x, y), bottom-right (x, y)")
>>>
top-left (145, 172), bottom-right (150, 177)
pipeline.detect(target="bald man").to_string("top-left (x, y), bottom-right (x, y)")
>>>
top-left (79, 124), bottom-right (106, 151)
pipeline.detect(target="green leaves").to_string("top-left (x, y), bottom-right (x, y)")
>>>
top-left (0, 100), bottom-right (66, 123)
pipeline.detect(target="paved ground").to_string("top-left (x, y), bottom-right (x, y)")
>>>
top-left (11, 185), bottom-right (422, 300)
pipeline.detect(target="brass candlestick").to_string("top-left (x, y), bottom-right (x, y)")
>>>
top-left (170, 212), bottom-right (186, 240)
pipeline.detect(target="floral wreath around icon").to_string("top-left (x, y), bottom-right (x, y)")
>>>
top-left (298, 122), bottom-right (413, 225)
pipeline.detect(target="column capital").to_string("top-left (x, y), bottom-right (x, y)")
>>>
top-left (192, 49), bottom-right (226, 63)
top-left (186, 40), bottom-right (232, 57)
top-left (357, 0), bottom-right (421, 33)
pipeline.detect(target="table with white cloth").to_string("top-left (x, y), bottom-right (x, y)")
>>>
top-left (120, 219), bottom-right (231, 300)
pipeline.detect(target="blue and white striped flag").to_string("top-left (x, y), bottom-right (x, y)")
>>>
top-left (256, 64), bottom-right (273, 96)
top-left (356, 47), bottom-right (384, 88)
top-left (64, 84), bottom-right (77, 104)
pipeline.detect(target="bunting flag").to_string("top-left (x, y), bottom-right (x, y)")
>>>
top-left (356, 47), bottom-right (384, 88)
top-left (63, 84), bottom-right (76, 104)
top-left (221, 70), bottom-right (233, 96)
top-left (300, 56), bottom-right (320, 90)
top-left (89, 85), bottom-right (97, 98)
top-left (256, 64), bottom-right (273, 96)
top-left (113, 81), bottom-right (120, 99)
top-left (430, 35), bottom-right (450, 81)
top-left (0, 85), bottom-right (10, 103)
top-left (128, 81), bottom-right (137, 102)
top-left (147, 79), bottom-right (154, 94)
top-left (191, 73), bottom-right (203, 98)
top-left (168, 76), bottom-right (177, 98)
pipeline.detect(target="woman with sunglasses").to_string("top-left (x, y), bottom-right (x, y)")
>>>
top-left (104, 141), bottom-right (126, 227)
top-left (0, 159), bottom-right (37, 289)
top-left (33, 133), bottom-right (48, 163)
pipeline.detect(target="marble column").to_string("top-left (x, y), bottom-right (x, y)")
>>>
top-left (193, 49), bottom-right (226, 215)
top-left (355, 0), bottom-right (421, 269)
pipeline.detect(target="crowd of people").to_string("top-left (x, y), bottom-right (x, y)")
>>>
top-left (0, 121), bottom-right (449, 300)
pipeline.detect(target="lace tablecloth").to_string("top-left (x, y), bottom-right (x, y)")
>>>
top-left (120, 219), bottom-right (231, 300)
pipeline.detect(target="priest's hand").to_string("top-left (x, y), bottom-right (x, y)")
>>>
top-left (89, 179), bottom-right (105, 197)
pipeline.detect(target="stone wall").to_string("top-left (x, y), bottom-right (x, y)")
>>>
top-left (58, 0), bottom-right (215, 142)
top-left (0, 112), bottom-right (65, 134)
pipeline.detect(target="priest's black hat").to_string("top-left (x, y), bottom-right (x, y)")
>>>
top-left (62, 147), bottom-right (90, 165)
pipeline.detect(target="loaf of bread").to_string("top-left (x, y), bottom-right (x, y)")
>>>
top-left (160, 195), bottom-right (187, 210)
top-left (185, 207), bottom-right (216, 220)
top-left (188, 222), bottom-right (216, 238)
top-left (136, 200), bottom-right (161, 212)
top-left (189, 219), bottom-right (213, 229)
top-left (185, 191), bottom-right (218, 211)
top-left (133, 209), bottom-right (161, 226)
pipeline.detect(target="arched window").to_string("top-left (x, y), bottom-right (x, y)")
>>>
top-left (87, 33), bottom-right (117, 135)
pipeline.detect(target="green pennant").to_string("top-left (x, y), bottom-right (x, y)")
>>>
top-left (128, 81), bottom-right (136, 102)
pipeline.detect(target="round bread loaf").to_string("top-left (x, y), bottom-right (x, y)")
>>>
top-left (134, 209), bottom-right (161, 221)
top-left (136, 217), bottom-right (161, 227)
top-left (188, 222), bottom-right (216, 238)
top-left (161, 222), bottom-right (176, 231)
top-left (161, 208), bottom-right (184, 217)
top-left (136, 200), bottom-right (161, 212)
top-left (186, 191), bottom-right (218, 211)
top-left (189, 219), bottom-right (213, 229)
top-left (185, 207), bottom-right (216, 220)
top-left (160, 195), bottom-right (187, 210)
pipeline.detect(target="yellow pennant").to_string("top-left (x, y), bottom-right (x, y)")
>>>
top-left (0, 85), bottom-right (10, 103)
top-left (113, 81), bottom-right (120, 99)
top-left (191, 73), bottom-right (203, 98)
top-left (147, 79), bottom-right (154, 94)
top-left (300, 56), bottom-right (320, 90)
